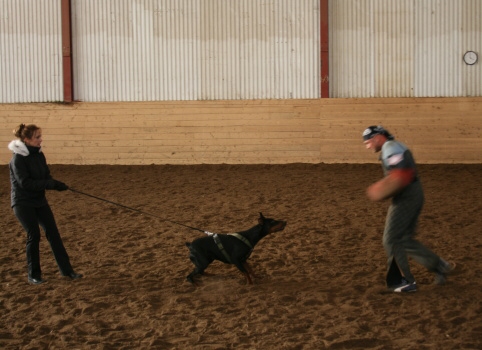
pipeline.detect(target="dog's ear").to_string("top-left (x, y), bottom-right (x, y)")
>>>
top-left (258, 212), bottom-right (265, 224)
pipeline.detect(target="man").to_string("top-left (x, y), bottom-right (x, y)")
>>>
top-left (363, 125), bottom-right (454, 292)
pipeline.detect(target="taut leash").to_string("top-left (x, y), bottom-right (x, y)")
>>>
top-left (69, 188), bottom-right (209, 234)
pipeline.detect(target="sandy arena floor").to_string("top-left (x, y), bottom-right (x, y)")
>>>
top-left (1, 163), bottom-right (481, 349)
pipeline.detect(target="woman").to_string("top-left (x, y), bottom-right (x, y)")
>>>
top-left (8, 124), bottom-right (82, 285)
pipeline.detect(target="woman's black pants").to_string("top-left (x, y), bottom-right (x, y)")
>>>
top-left (13, 204), bottom-right (73, 279)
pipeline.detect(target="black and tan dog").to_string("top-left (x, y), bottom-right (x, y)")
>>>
top-left (185, 213), bottom-right (287, 285)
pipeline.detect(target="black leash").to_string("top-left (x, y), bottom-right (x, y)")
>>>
top-left (69, 188), bottom-right (208, 234)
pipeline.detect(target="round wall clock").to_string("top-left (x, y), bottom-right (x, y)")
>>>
top-left (463, 51), bottom-right (478, 65)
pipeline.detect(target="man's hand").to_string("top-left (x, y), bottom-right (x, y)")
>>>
top-left (366, 169), bottom-right (415, 201)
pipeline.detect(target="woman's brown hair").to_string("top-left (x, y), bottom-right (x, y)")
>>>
top-left (13, 124), bottom-right (40, 141)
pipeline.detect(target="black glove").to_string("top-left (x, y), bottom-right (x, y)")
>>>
top-left (46, 179), bottom-right (69, 191)
top-left (47, 179), bottom-right (69, 191)
top-left (53, 180), bottom-right (69, 191)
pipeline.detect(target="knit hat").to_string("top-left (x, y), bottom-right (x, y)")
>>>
top-left (362, 125), bottom-right (394, 141)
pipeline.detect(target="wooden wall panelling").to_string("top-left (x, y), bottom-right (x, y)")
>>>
top-left (0, 98), bottom-right (480, 165)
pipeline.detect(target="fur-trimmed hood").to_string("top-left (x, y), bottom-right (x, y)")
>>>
top-left (8, 140), bottom-right (42, 156)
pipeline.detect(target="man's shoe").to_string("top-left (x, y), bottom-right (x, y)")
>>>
top-left (391, 279), bottom-right (417, 293)
top-left (64, 272), bottom-right (83, 280)
top-left (434, 260), bottom-right (455, 285)
top-left (28, 277), bottom-right (46, 285)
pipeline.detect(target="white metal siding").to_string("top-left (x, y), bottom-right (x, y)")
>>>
top-left (72, 0), bottom-right (320, 102)
top-left (330, 0), bottom-right (482, 98)
top-left (460, 0), bottom-right (482, 97)
top-left (414, 0), bottom-right (482, 97)
top-left (1, 0), bottom-right (480, 103)
top-left (0, 0), bottom-right (63, 103)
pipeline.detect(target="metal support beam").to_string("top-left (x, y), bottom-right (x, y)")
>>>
top-left (320, 0), bottom-right (329, 98)
top-left (61, 0), bottom-right (73, 102)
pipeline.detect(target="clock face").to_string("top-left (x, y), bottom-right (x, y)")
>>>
top-left (463, 51), bottom-right (478, 65)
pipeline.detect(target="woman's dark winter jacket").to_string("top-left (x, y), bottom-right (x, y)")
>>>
top-left (8, 140), bottom-right (60, 208)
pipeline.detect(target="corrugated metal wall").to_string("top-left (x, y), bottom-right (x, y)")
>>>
top-left (0, 0), bottom-right (63, 103)
top-left (1, 0), bottom-right (480, 103)
top-left (72, 0), bottom-right (321, 102)
top-left (414, 0), bottom-right (482, 97)
top-left (330, 0), bottom-right (482, 98)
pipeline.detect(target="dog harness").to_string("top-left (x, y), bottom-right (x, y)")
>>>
top-left (212, 233), bottom-right (253, 263)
